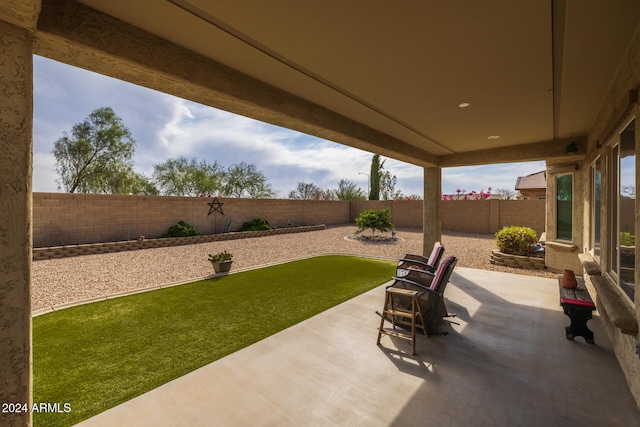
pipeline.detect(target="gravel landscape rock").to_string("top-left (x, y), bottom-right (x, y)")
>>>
top-left (32, 225), bottom-right (556, 311)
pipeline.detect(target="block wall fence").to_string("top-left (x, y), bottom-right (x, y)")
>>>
top-left (32, 193), bottom-right (546, 247)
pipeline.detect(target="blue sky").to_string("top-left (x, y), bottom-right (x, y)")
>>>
top-left (33, 56), bottom-right (545, 198)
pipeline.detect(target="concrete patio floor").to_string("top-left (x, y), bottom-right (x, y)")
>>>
top-left (77, 267), bottom-right (640, 426)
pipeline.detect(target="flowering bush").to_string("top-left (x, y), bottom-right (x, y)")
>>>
top-left (442, 187), bottom-right (492, 200)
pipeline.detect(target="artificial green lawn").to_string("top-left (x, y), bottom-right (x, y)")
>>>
top-left (33, 255), bottom-right (395, 426)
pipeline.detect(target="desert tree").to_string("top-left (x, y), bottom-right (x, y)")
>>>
top-left (495, 188), bottom-right (516, 200)
top-left (380, 170), bottom-right (397, 200)
top-left (369, 154), bottom-right (382, 200)
top-left (52, 107), bottom-right (136, 193)
top-left (334, 179), bottom-right (366, 200)
top-left (152, 156), bottom-right (224, 196)
top-left (94, 164), bottom-right (158, 195)
top-left (223, 162), bottom-right (274, 198)
top-left (289, 182), bottom-right (334, 200)
top-left (368, 154), bottom-right (397, 200)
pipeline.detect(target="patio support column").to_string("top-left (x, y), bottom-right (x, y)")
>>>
top-left (423, 166), bottom-right (442, 256)
top-left (0, 20), bottom-right (33, 427)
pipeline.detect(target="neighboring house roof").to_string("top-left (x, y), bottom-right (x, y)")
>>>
top-left (515, 171), bottom-right (546, 190)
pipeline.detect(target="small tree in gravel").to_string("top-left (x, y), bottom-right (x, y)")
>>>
top-left (355, 209), bottom-right (393, 238)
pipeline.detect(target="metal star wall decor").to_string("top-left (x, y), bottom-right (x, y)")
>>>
top-left (207, 197), bottom-right (224, 216)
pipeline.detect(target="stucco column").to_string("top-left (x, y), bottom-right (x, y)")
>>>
top-left (636, 105), bottom-right (640, 318)
top-left (423, 166), bottom-right (442, 256)
top-left (0, 21), bottom-right (33, 427)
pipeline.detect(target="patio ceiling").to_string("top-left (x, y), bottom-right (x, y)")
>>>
top-left (6, 0), bottom-right (640, 166)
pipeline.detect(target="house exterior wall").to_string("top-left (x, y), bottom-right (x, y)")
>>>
top-left (516, 190), bottom-right (546, 200)
top-left (544, 164), bottom-right (586, 275)
top-left (550, 20), bottom-right (640, 407)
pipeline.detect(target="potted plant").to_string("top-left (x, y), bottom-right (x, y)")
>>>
top-left (208, 250), bottom-right (233, 273)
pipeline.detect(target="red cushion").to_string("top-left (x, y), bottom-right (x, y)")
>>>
top-left (561, 297), bottom-right (595, 308)
top-left (431, 256), bottom-right (455, 291)
top-left (427, 242), bottom-right (444, 266)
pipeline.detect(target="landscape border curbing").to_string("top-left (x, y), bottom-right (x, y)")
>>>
top-left (32, 225), bottom-right (326, 261)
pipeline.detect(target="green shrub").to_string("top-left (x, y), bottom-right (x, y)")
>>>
top-left (355, 209), bottom-right (393, 237)
top-left (495, 226), bottom-right (538, 256)
top-left (208, 250), bottom-right (233, 263)
top-left (239, 217), bottom-right (272, 231)
top-left (620, 232), bottom-right (635, 247)
top-left (163, 221), bottom-right (200, 238)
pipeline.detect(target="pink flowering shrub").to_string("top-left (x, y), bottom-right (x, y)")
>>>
top-left (442, 187), bottom-right (492, 200)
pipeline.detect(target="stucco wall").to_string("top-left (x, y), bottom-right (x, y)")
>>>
top-left (517, 190), bottom-right (546, 200)
top-left (576, 20), bottom-right (640, 408)
top-left (0, 20), bottom-right (33, 427)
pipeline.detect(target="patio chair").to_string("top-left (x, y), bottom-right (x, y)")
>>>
top-left (389, 256), bottom-right (458, 335)
top-left (396, 242), bottom-right (444, 277)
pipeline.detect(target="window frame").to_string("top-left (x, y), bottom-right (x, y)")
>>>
top-left (555, 173), bottom-right (573, 242)
top-left (589, 157), bottom-right (602, 263)
top-left (604, 116), bottom-right (636, 304)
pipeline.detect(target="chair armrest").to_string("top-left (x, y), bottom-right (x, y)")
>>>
top-left (392, 277), bottom-right (435, 293)
top-left (396, 267), bottom-right (435, 276)
top-left (398, 259), bottom-right (436, 272)
top-left (399, 257), bottom-right (429, 266)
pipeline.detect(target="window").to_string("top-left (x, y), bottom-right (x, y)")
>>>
top-left (619, 120), bottom-right (635, 300)
top-left (556, 174), bottom-right (573, 241)
top-left (608, 118), bottom-right (635, 301)
top-left (590, 158), bottom-right (602, 262)
top-left (609, 145), bottom-right (619, 275)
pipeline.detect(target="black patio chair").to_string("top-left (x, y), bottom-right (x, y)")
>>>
top-left (388, 255), bottom-right (458, 335)
top-left (396, 242), bottom-right (444, 278)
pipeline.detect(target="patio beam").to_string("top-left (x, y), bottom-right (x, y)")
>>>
top-left (0, 0), bottom-right (40, 30)
top-left (437, 136), bottom-right (587, 167)
top-left (33, 0), bottom-right (437, 168)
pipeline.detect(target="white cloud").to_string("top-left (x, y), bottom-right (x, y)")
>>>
top-left (32, 152), bottom-right (59, 192)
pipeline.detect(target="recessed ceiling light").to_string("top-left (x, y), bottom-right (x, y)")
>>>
top-left (487, 135), bottom-right (500, 140)
top-left (458, 102), bottom-right (470, 108)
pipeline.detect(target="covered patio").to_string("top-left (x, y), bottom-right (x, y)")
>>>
top-left (2, 2), bottom-right (640, 425)
top-left (76, 268), bottom-right (640, 426)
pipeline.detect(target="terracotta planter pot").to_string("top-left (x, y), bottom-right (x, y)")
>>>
top-left (561, 269), bottom-right (577, 289)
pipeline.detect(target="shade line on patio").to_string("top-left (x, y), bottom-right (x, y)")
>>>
top-left (75, 267), bottom-right (640, 427)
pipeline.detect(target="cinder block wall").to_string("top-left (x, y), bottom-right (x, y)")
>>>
top-left (441, 199), bottom-right (545, 236)
top-left (32, 193), bottom-right (353, 247)
top-left (349, 200), bottom-right (422, 227)
top-left (496, 200), bottom-right (546, 237)
top-left (33, 193), bottom-right (545, 247)
top-left (441, 200), bottom-right (491, 234)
